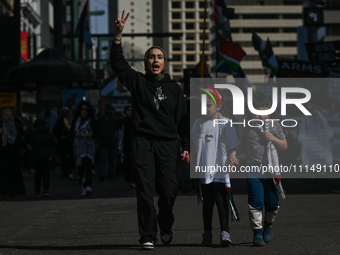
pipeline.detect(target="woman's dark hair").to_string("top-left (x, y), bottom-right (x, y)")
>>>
top-left (74, 100), bottom-right (95, 120)
top-left (124, 105), bottom-right (132, 115)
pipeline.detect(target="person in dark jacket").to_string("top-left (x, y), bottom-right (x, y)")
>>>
top-left (0, 109), bottom-right (26, 197)
top-left (111, 11), bottom-right (189, 250)
top-left (53, 107), bottom-right (75, 180)
top-left (71, 101), bottom-right (98, 197)
top-left (118, 105), bottom-right (134, 188)
top-left (97, 104), bottom-right (119, 181)
top-left (27, 119), bottom-right (54, 197)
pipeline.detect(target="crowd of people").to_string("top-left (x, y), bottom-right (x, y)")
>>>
top-left (0, 101), bottom-right (142, 198)
top-left (4, 8), bottom-right (338, 251)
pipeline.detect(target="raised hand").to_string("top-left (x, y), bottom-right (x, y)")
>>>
top-left (115, 10), bottom-right (130, 35)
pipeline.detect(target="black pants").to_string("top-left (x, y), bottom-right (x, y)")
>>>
top-left (132, 136), bottom-right (178, 244)
top-left (201, 182), bottom-right (229, 233)
top-left (34, 159), bottom-right (50, 194)
top-left (78, 157), bottom-right (93, 188)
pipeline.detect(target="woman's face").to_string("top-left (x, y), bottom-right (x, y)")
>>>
top-left (80, 105), bottom-right (89, 119)
top-left (4, 111), bottom-right (13, 122)
top-left (146, 48), bottom-right (165, 76)
top-left (125, 107), bottom-right (132, 117)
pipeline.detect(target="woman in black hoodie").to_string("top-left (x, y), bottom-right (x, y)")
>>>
top-left (111, 11), bottom-right (189, 250)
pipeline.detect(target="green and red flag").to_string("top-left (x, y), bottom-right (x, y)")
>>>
top-left (213, 0), bottom-right (233, 42)
top-left (216, 34), bottom-right (246, 74)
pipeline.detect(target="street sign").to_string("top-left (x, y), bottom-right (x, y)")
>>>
top-left (0, 93), bottom-right (17, 111)
top-left (304, 8), bottom-right (324, 26)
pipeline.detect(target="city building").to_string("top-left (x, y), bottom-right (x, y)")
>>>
top-left (169, 0), bottom-right (211, 81)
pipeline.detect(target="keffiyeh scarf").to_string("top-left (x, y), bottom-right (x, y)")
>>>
top-left (258, 120), bottom-right (286, 201)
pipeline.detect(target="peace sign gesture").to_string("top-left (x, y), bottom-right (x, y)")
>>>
top-left (115, 10), bottom-right (130, 34)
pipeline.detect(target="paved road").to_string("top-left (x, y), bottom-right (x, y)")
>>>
top-left (1, 170), bottom-right (340, 255)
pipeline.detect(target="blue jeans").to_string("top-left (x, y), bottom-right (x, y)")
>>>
top-left (98, 146), bottom-right (118, 178)
top-left (246, 169), bottom-right (279, 212)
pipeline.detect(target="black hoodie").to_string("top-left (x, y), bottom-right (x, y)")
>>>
top-left (111, 43), bottom-right (189, 151)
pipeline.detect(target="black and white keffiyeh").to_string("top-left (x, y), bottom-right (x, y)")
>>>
top-left (74, 117), bottom-right (95, 166)
top-left (258, 120), bottom-right (286, 201)
top-left (2, 109), bottom-right (17, 147)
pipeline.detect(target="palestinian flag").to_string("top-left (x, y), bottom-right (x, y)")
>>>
top-left (252, 32), bottom-right (279, 77)
top-left (213, 0), bottom-right (232, 42)
top-left (216, 34), bottom-right (246, 74)
top-left (227, 187), bottom-right (240, 221)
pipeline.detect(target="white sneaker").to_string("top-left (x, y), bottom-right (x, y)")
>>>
top-left (81, 188), bottom-right (86, 196)
top-left (86, 186), bottom-right (92, 196)
top-left (141, 241), bottom-right (154, 250)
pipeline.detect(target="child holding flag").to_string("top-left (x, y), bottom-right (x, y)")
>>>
top-left (229, 91), bottom-right (287, 246)
top-left (192, 87), bottom-right (239, 246)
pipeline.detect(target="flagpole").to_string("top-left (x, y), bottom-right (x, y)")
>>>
top-left (200, 0), bottom-right (208, 79)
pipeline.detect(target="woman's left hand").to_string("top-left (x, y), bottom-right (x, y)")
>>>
top-left (86, 132), bottom-right (93, 138)
top-left (181, 151), bottom-right (190, 163)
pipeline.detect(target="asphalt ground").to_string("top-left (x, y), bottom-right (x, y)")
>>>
top-left (1, 170), bottom-right (340, 255)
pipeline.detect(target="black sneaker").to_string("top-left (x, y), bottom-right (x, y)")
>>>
top-left (161, 232), bottom-right (173, 245)
top-left (201, 231), bottom-right (213, 246)
top-left (141, 241), bottom-right (154, 250)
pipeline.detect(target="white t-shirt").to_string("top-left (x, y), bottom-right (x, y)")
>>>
top-left (198, 120), bottom-right (239, 184)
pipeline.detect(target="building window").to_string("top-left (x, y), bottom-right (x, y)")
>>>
top-left (199, 44), bottom-right (209, 51)
top-left (173, 55), bottom-right (182, 61)
top-left (147, 9), bottom-right (150, 12)
top-left (131, 15), bottom-right (134, 19)
top-left (173, 65), bottom-right (182, 72)
top-left (172, 2), bottom-right (181, 8)
top-left (172, 44), bottom-right (182, 51)
top-left (131, 22), bottom-right (134, 26)
top-left (186, 44), bottom-right (195, 51)
top-left (186, 12), bottom-right (195, 19)
top-left (131, 2), bottom-right (134, 5)
top-left (147, 15), bottom-right (150, 19)
top-left (131, 9), bottom-right (134, 12)
top-left (186, 23), bottom-right (195, 30)
top-left (147, 22), bottom-right (150, 26)
top-left (147, 2), bottom-right (150, 5)
top-left (186, 33), bottom-right (195, 40)
top-left (172, 34), bottom-right (181, 40)
top-left (199, 12), bottom-right (206, 19)
top-left (186, 55), bottom-right (195, 61)
top-left (172, 23), bottom-right (181, 30)
top-left (199, 33), bottom-right (209, 40)
top-left (199, 1), bottom-right (206, 8)
top-left (199, 22), bottom-right (209, 30)
top-left (172, 12), bottom-right (181, 19)
top-left (185, 2), bottom-right (195, 8)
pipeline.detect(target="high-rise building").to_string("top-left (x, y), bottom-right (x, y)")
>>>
top-left (169, 0), bottom-right (211, 81)
top-left (228, 0), bottom-right (303, 80)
